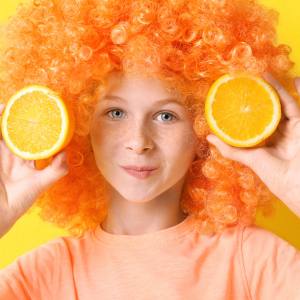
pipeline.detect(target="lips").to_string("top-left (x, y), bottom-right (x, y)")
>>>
top-left (121, 165), bottom-right (158, 171)
top-left (121, 165), bottom-right (158, 179)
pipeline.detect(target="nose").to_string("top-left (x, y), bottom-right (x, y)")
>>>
top-left (124, 121), bottom-right (154, 154)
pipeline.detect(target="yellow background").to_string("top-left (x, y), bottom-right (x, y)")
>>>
top-left (0, 0), bottom-right (300, 268)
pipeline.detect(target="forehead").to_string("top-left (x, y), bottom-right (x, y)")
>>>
top-left (103, 72), bottom-right (182, 101)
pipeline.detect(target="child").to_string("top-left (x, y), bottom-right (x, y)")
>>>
top-left (0, 0), bottom-right (300, 298)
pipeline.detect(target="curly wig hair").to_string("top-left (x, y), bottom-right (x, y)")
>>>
top-left (0, 0), bottom-right (295, 237)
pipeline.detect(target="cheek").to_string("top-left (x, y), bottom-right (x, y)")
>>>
top-left (90, 127), bottom-right (115, 166)
top-left (90, 122), bottom-right (117, 148)
top-left (176, 126), bottom-right (198, 150)
top-left (183, 130), bottom-right (198, 147)
top-left (164, 129), bottom-right (197, 166)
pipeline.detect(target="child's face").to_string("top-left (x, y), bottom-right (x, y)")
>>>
top-left (90, 72), bottom-right (198, 203)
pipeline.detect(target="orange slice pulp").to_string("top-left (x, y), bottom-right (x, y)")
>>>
top-left (0, 85), bottom-right (75, 165)
top-left (205, 73), bottom-right (281, 147)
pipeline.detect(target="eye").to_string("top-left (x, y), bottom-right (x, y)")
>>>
top-left (155, 111), bottom-right (177, 122)
top-left (105, 109), bottom-right (178, 122)
top-left (106, 108), bottom-right (124, 120)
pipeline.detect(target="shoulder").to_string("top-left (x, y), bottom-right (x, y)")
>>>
top-left (237, 226), bottom-right (300, 299)
top-left (211, 224), bottom-right (300, 280)
top-left (239, 224), bottom-right (299, 255)
top-left (0, 230), bottom-right (93, 276)
top-left (238, 224), bottom-right (300, 284)
top-left (0, 233), bottom-right (93, 299)
top-left (0, 236), bottom-right (67, 278)
top-left (238, 224), bottom-right (300, 267)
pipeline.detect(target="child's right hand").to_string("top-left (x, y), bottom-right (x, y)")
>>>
top-left (0, 103), bottom-right (69, 238)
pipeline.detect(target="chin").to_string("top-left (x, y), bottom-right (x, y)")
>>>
top-left (106, 177), bottom-right (164, 203)
top-left (120, 192), bottom-right (154, 203)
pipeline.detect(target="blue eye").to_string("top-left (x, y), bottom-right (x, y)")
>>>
top-left (156, 111), bottom-right (177, 122)
top-left (106, 109), bottom-right (177, 122)
top-left (107, 109), bottom-right (124, 119)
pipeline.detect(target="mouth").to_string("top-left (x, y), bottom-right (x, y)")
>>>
top-left (121, 166), bottom-right (158, 179)
top-left (121, 165), bottom-right (158, 171)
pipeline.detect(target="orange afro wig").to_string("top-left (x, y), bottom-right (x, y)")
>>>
top-left (0, 0), bottom-right (295, 237)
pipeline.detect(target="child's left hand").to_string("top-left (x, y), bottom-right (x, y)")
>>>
top-left (206, 72), bottom-right (300, 218)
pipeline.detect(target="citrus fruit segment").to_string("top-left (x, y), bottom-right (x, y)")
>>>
top-left (1, 85), bottom-right (75, 160)
top-left (205, 73), bottom-right (282, 147)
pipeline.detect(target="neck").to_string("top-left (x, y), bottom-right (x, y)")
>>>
top-left (101, 176), bottom-right (188, 235)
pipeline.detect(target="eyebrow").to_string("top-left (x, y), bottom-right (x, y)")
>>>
top-left (101, 95), bottom-right (184, 106)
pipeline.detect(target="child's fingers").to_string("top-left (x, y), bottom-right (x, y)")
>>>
top-left (263, 72), bottom-right (300, 120)
top-left (0, 104), bottom-right (5, 140)
top-left (0, 103), bottom-right (5, 114)
top-left (295, 77), bottom-right (300, 96)
top-left (0, 140), bottom-right (13, 172)
top-left (38, 151), bottom-right (69, 187)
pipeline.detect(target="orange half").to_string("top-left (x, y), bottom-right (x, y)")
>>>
top-left (1, 85), bottom-right (75, 160)
top-left (205, 73), bottom-right (282, 147)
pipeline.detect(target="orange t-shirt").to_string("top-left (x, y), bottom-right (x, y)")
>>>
top-left (1, 215), bottom-right (300, 299)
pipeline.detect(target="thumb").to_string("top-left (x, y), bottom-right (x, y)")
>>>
top-left (206, 134), bottom-right (264, 168)
top-left (0, 103), bottom-right (5, 113)
top-left (38, 151), bottom-right (69, 188)
top-left (206, 134), bottom-right (289, 197)
top-left (295, 77), bottom-right (300, 95)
